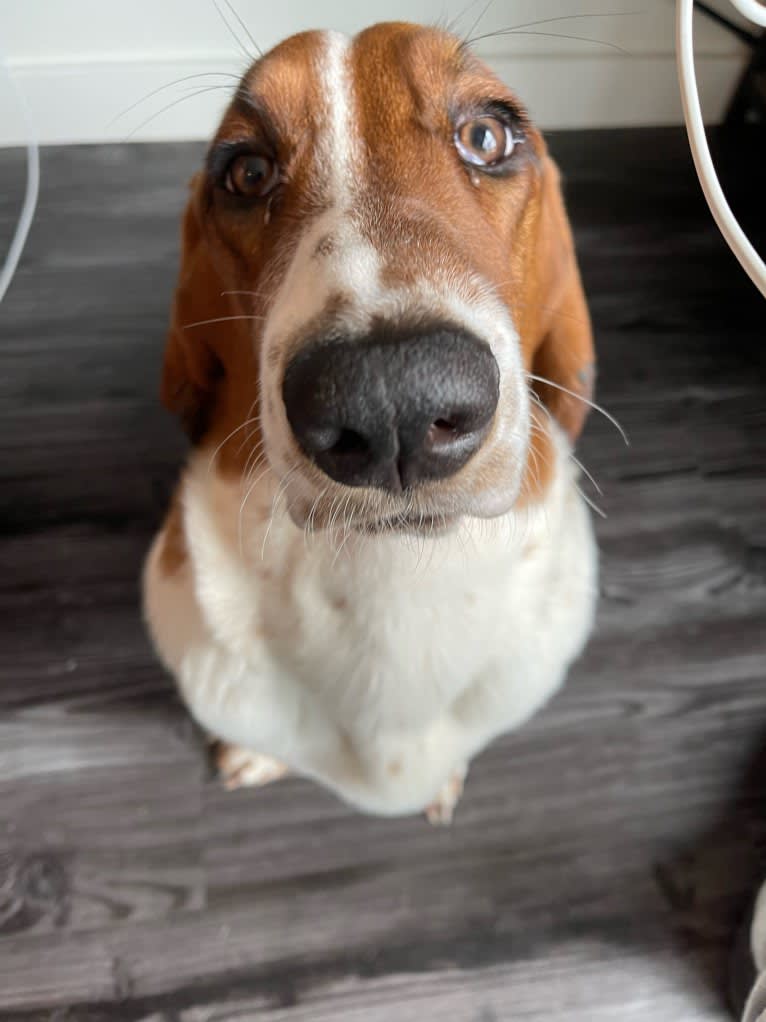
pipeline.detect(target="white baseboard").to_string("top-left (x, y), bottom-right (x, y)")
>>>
top-left (0, 52), bottom-right (744, 147)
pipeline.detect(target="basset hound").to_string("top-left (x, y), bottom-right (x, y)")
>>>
top-left (143, 21), bottom-right (598, 822)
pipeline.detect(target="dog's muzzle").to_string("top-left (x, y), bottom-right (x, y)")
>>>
top-left (282, 325), bottom-right (500, 492)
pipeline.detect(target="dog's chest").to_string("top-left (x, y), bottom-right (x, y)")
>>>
top-left (252, 527), bottom-right (521, 733)
top-left (183, 463), bottom-right (566, 739)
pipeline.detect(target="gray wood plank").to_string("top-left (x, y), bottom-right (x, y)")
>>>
top-left (0, 126), bottom-right (764, 1020)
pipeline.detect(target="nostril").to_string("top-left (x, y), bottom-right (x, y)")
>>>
top-left (426, 419), bottom-right (460, 448)
top-left (303, 426), bottom-right (370, 457)
top-left (331, 428), bottom-right (368, 456)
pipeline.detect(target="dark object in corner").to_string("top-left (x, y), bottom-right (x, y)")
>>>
top-left (694, 0), bottom-right (766, 129)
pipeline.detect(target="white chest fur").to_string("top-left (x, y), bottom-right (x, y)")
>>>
top-left (143, 431), bottom-right (597, 816)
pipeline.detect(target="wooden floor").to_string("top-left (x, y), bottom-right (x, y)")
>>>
top-left (1, 127), bottom-right (765, 1021)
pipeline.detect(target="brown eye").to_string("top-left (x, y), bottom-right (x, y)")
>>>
top-left (225, 153), bottom-right (278, 198)
top-left (455, 117), bottom-right (514, 168)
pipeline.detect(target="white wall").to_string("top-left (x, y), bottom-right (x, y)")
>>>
top-left (0, 0), bottom-right (751, 145)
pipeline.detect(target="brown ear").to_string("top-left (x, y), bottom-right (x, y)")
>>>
top-left (161, 173), bottom-right (228, 441)
top-left (526, 157), bottom-right (595, 443)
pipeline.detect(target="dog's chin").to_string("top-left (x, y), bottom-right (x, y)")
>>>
top-left (355, 513), bottom-right (461, 537)
top-left (278, 448), bottom-right (527, 538)
top-left (284, 497), bottom-right (461, 537)
top-left (280, 468), bottom-right (526, 538)
top-left (284, 485), bottom-right (522, 538)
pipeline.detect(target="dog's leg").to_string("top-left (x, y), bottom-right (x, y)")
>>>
top-left (425, 763), bottom-right (468, 825)
top-left (212, 740), bottom-right (290, 791)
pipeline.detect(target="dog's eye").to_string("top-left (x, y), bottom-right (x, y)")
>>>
top-left (455, 117), bottom-right (515, 168)
top-left (225, 153), bottom-right (279, 198)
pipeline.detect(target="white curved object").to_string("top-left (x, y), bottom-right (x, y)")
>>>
top-left (729, 0), bottom-right (766, 28)
top-left (0, 52), bottom-right (39, 305)
top-left (676, 0), bottom-right (766, 297)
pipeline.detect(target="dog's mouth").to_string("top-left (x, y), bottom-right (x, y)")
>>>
top-left (287, 490), bottom-right (462, 537)
top-left (356, 512), bottom-right (460, 536)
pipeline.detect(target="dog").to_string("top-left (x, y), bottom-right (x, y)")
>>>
top-left (143, 21), bottom-right (598, 822)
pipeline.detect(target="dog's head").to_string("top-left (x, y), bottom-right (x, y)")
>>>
top-left (162, 22), bottom-right (594, 533)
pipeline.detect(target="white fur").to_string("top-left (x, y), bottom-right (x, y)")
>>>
top-left (143, 426), bottom-right (597, 817)
top-left (144, 30), bottom-right (597, 817)
top-left (258, 32), bottom-right (528, 521)
top-left (324, 30), bottom-right (354, 209)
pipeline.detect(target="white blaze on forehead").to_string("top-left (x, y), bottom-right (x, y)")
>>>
top-left (261, 29), bottom-right (383, 355)
top-left (317, 30), bottom-right (382, 305)
top-left (321, 30), bottom-right (355, 211)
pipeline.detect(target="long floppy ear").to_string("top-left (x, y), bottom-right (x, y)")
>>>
top-left (161, 173), bottom-right (229, 441)
top-left (526, 157), bottom-right (595, 444)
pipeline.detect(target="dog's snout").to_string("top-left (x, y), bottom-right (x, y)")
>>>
top-left (282, 327), bottom-right (500, 491)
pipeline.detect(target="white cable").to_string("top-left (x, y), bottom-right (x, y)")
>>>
top-left (728, 0), bottom-right (766, 28)
top-left (676, 0), bottom-right (766, 298)
top-left (0, 54), bottom-right (40, 305)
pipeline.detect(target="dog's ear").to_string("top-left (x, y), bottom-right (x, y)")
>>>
top-left (524, 156), bottom-right (595, 443)
top-left (161, 173), bottom-right (231, 442)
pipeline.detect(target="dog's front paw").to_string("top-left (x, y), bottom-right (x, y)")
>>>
top-left (425, 764), bottom-right (468, 825)
top-left (213, 741), bottom-right (290, 791)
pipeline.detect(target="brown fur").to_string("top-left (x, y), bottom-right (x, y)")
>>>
top-left (158, 487), bottom-right (188, 574)
top-left (159, 22), bottom-right (594, 523)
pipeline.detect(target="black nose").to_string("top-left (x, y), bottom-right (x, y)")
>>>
top-left (282, 326), bottom-right (499, 491)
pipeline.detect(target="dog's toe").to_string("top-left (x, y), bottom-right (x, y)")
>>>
top-left (213, 742), bottom-right (289, 791)
top-left (425, 764), bottom-right (467, 825)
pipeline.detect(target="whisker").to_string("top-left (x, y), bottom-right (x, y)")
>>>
top-left (328, 490), bottom-right (347, 536)
top-left (261, 467), bottom-right (297, 561)
top-left (576, 484), bottom-right (608, 519)
top-left (236, 410), bottom-right (264, 459)
top-left (568, 451), bottom-right (603, 496)
top-left (304, 486), bottom-right (328, 547)
top-left (242, 422), bottom-right (267, 471)
top-left (237, 458), bottom-right (274, 555)
top-left (463, 0), bottom-right (497, 44)
top-left (207, 413), bottom-right (259, 472)
top-left (243, 450), bottom-right (266, 488)
top-left (527, 436), bottom-right (545, 486)
top-left (247, 448), bottom-right (269, 482)
top-left (528, 434), bottom-right (556, 492)
top-left (527, 387), bottom-right (557, 439)
top-left (241, 451), bottom-right (270, 491)
top-left (443, 0), bottom-right (482, 33)
top-left (123, 83), bottom-right (237, 140)
top-left (531, 390), bottom-right (604, 494)
top-left (109, 72), bottom-right (240, 127)
top-left (466, 8), bottom-right (639, 46)
top-left (212, 0), bottom-right (253, 62)
top-left (469, 27), bottom-right (630, 55)
top-left (331, 494), bottom-right (355, 567)
top-left (527, 372), bottom-right (629, 446)
top-left (529, 387), bottom-right (607, 500)
top-left (183, 314), bottom-right (266, 329)
top-left (245, 436), bottom-right (266, 467)
top-left (222, 0), bottom-right (263, 57)
top-left (324, 494), bottom-right (344, 554)
top-left (240, 433), bottom-right (266, 475)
